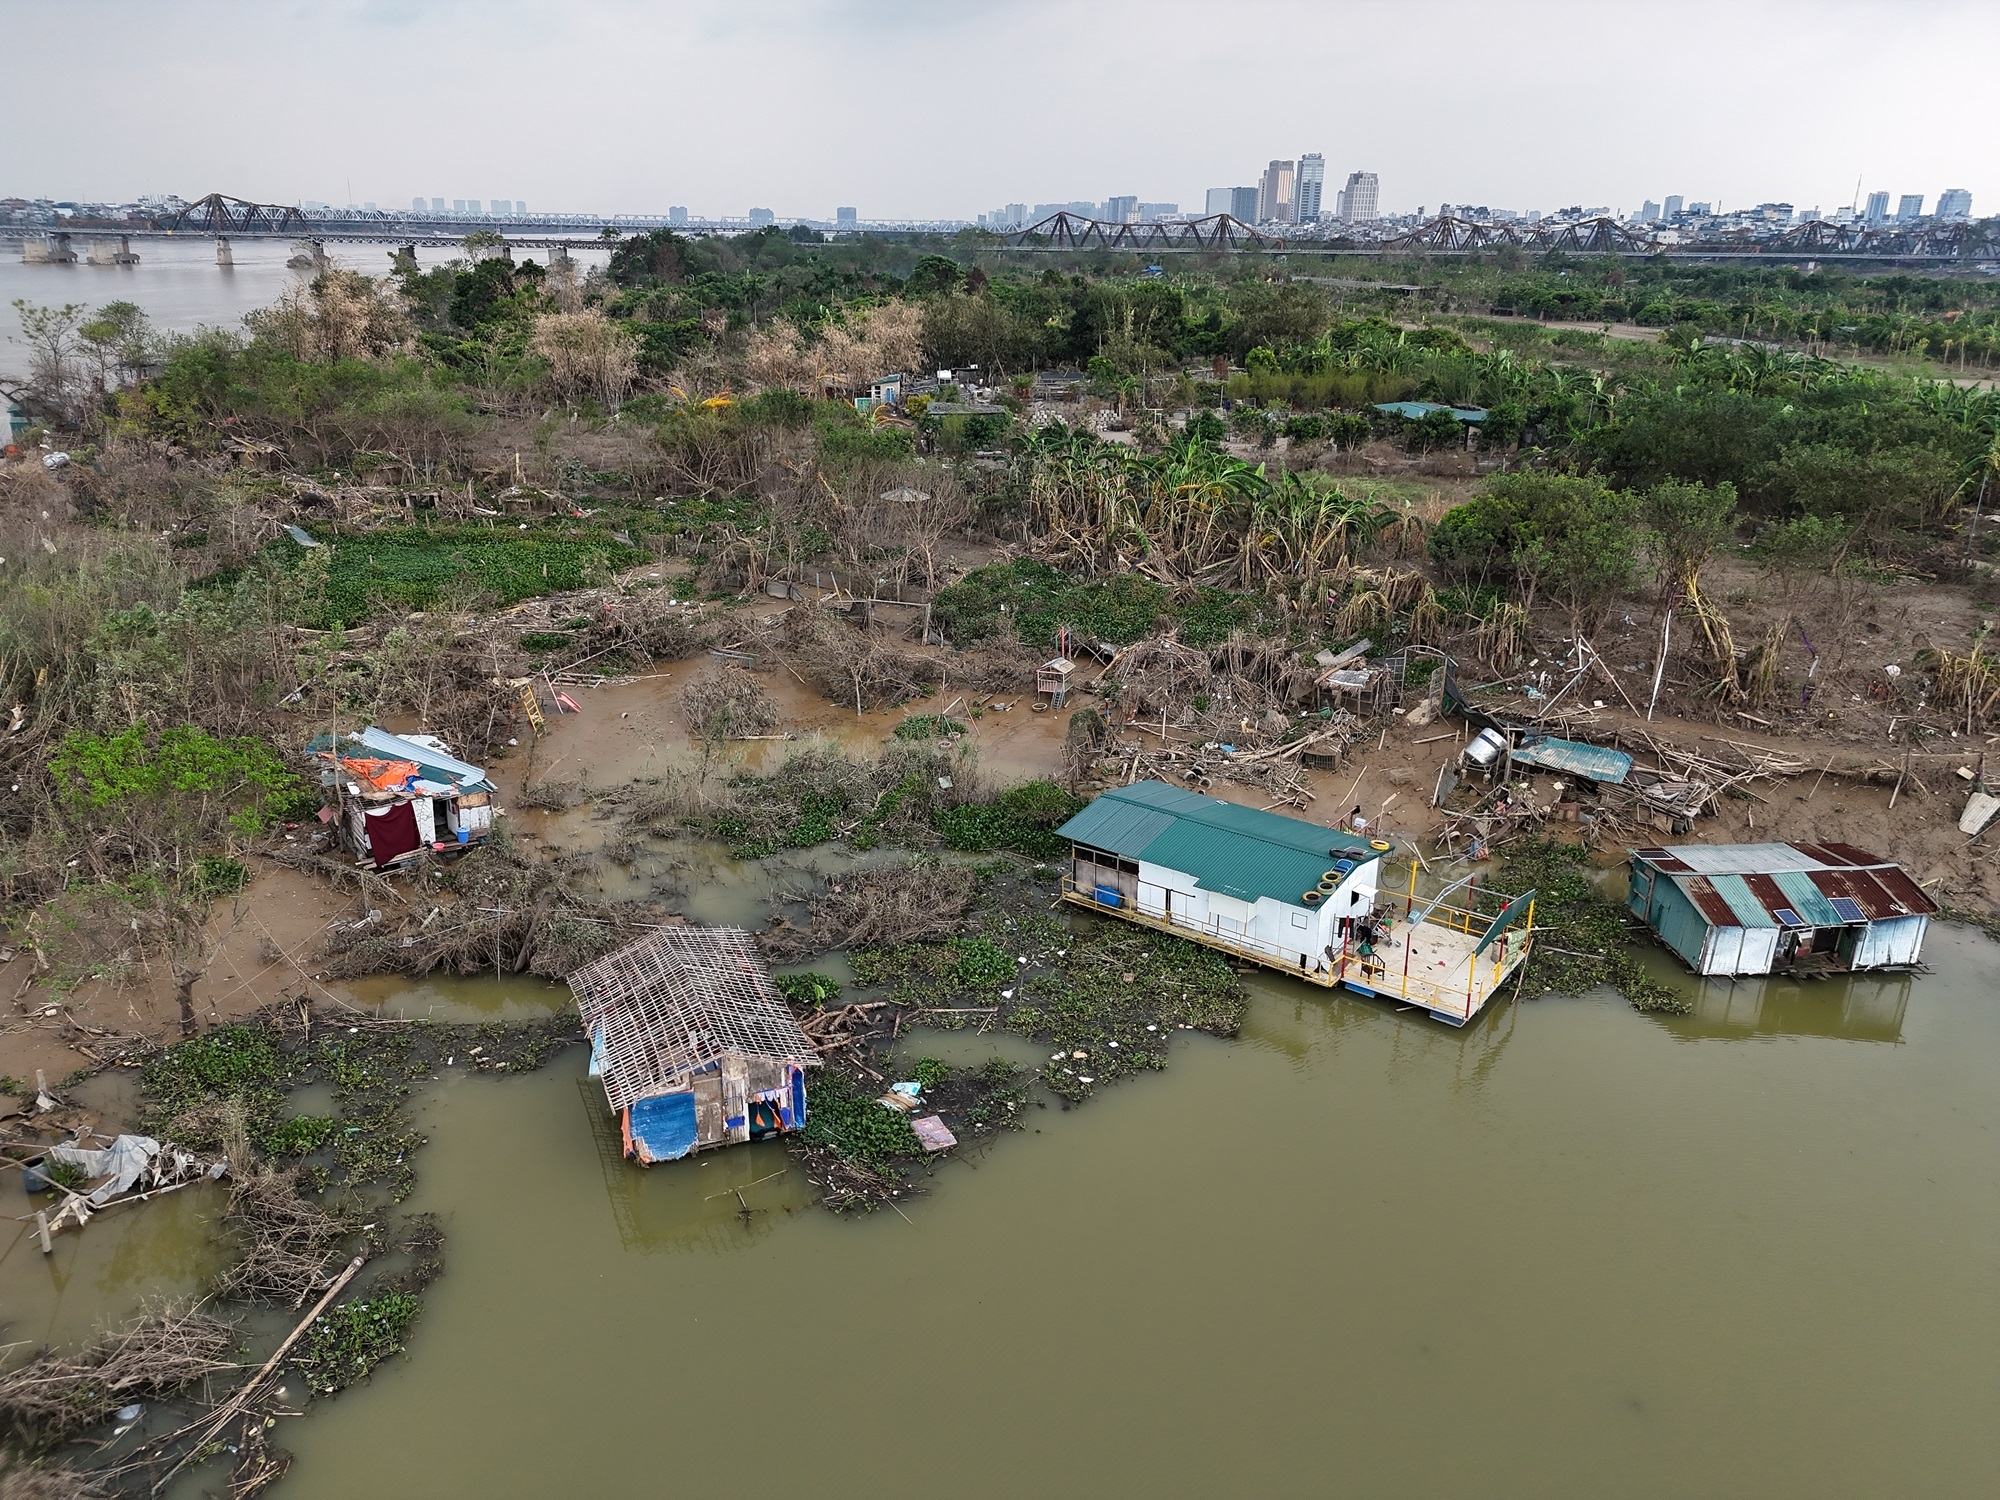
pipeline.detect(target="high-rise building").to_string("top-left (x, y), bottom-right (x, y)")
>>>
top-left (1663, 194), bottom-right (1683, 219)
top-left (1339, 171), bottom-right (1379, 223)
top-left (1138, 202), bottom-right (1178, 222)
top-left (1864, 190), bottom-right (1890, 224)
top-left (516, 201), bottom-right (527, 215)
top-left (432, 197), bottom-right (445, 212)
top-left (1295, 153), bottom-right (1325, 222)
top-left (1205, 187), bottom-right (1233, 216)
top-left (413, 196), bottom-right (428, 212)
top-left (836, 206), bottom-right (858, 228)
top-left (1004, 202), bottom-right (1025, 227)
top-left (669, 206), bottom-right (688, 226)
top-left (1938, 188), bottom-right (1973, 220)
top-left (1257, 160), bottom-right (1296, 223)
top-left (1640, 199), bottom-right (1661, 222)
top-left (748, 207), bottom-right (775, 227)
top-left (490, 199), bottom-right (510, 215)
top-left (1896, 193), bottom-right (1924, 222)
top-left (1103, 195), bottom-right (1138, 222)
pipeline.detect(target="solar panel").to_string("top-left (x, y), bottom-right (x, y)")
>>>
top-left (1827, 896), bottom-right (1865, 923)
top-left (1772, 908), bottom-right (1804, 927)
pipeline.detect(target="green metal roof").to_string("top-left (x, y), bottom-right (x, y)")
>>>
top-left (1770, 869), bottom-right (1845, 927)
top-left (1056, 781), bottom-right (1386, 909)
top-left (1707, 874), bottom-right (1778, 929)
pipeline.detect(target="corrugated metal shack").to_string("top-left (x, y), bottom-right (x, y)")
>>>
top-left (569, 927), bottom-right (819, 1165)
top-left (309, 726), bottom-right (498, 869)
top-left (1628, 842), bottom-right (1936, 977)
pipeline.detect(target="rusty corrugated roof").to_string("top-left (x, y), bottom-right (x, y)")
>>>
top-left (1868, 864), bottom-right (1939, 916)
top-left (1681, 875), bottom-right (1744, 927)
top-left (1807, 868), bottom-right (1900, 921)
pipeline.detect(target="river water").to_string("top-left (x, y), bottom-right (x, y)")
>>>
top-left (7, 909), bottom-right (1994, 1496)
top-left (0, 237), bottom-right (609, 385)
top-left (249, 923), bottom-right (1996, 1498)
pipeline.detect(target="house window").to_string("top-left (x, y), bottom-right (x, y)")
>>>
top-left (1290, 911), bottom-right (1308, 929)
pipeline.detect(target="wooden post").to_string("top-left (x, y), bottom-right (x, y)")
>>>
top-left (1889, 738), bottom-right (1913, 810)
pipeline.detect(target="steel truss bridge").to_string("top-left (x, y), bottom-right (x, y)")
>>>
top-left (1007, 211), bottom-right (1277, 251)
top-left (1378, 213), bottom-right (1992, 261)
top-left (10, 194), bottom-right (1995, 265)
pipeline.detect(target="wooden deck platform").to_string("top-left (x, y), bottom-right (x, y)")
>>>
top-left (1058, 883), bottom-right (1532, 1027)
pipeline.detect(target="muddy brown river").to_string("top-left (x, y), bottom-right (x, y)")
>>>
top-left (8, 915), bottom-right (1996, 1496)
top-left (276, 924), bottom-right (1999, 1497)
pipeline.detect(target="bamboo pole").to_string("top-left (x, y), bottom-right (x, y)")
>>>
top-left (153, 1254), bottom-right (368, 1495)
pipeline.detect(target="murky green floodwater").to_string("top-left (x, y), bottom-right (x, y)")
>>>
top-left (241, 923), bottom-right (2000, 1499)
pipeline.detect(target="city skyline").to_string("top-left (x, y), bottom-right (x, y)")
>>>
top-left (3, 1), bottom-right (1994, 222)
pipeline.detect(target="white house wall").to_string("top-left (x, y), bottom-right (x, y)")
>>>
top-left (1132, 857), bottom-right (1384, 975)
top-left (1136, 860), bottom-right (1206, 924)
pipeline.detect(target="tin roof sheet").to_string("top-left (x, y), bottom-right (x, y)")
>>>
top-left (1634, 840), bottom-right (1902, 878)
top-left (1705, 874), bottom-right (1781, 928)
top-left (1867, 864), bottom-right (1939, 916)
top-left (1769, 869), bottom-right (1846, 927)
top-left (1805, 868), bottom-right (1900, 921)
top-left (1648, 841), bottom-right (1933, 931)
top-left (1508, 734), bottom-right (1633, 785)
top-left (1679, 875), bottom-right (1744, 927)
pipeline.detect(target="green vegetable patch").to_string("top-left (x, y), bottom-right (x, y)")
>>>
top-left (296, 524), bottom-right (646, 627)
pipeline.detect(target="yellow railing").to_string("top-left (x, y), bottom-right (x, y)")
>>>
top-left (1058, 876), bottom-right (1533, 1023)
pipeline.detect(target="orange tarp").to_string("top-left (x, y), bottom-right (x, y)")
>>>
top-left (331, 755), bottom-right (420, 792)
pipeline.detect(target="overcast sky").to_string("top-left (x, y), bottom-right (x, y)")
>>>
top-left (6, 0), bottom-right (1995, 220)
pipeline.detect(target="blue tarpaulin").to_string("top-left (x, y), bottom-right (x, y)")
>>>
top-left (1373, 401), bottom-right (1487, 423)
top-left (628, 1092), bottom-right (698, 1163)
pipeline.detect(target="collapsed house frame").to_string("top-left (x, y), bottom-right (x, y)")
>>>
top-left (568, 927), bottom-right (820, 1164)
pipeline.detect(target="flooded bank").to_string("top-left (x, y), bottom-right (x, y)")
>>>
top-left (236, 923), bottom-right (2000, 1499)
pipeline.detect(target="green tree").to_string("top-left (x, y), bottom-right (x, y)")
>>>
top-left (78, 301), bottom-right (156, 388)
top-left (1431, 471), bottom-right (1640, 628)
top-left (904, 255), bottom-right (966, 297)
top-left (1639, 478), bottom-right (1739, 602)
top-left (1761, 442), bottom-right (1963, 536)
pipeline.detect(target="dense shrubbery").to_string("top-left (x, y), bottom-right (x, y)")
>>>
top-left (933, 781), bottom-right (1084, 860)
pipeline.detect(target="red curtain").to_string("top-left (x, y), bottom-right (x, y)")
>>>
top-left (366, 801), bottom-right (421, 867)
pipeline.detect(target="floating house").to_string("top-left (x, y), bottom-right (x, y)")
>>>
top-left (1055, 781), bottom-right (1534, 1025)
top-left (309, 726), bottom-right (498, 868)
top-left (568, 927), bottom-right (819, 1165)
top-left (1627, 842), bottom-right (1935, 977)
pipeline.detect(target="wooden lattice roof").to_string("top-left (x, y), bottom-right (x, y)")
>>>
top-left (567, 927), bottom-right (818, 1111)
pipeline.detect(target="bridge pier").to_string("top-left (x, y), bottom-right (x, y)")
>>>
top-left (215, 236), bottom-right (233, 267)
top-left (22, 232), bottom-right (76, 264)
top-left (88, 235), bottom-right (140, 265)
